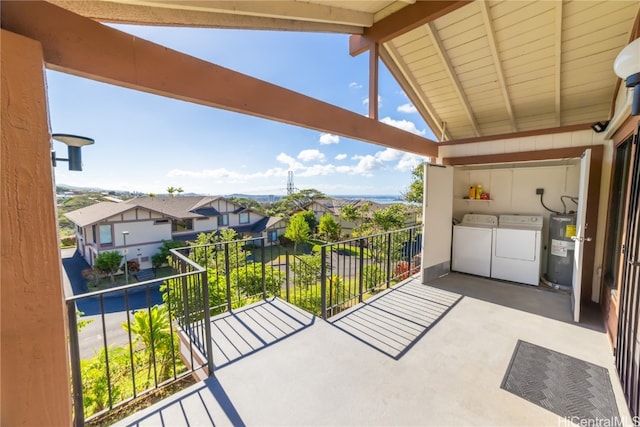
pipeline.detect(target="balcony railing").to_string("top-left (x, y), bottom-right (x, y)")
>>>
top-left (66, 225), bottom-right (422, 425)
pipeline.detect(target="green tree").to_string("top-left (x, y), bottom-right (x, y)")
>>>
top-left (167, 186), bottom-right (183, 197)
top-left (285, 212), bottom-right (311, 252)
top-left (265, 188), bottom-right (326, 217)
top-left (151, 240), bottom-right (184, 269)
top-left (230, 264), bottom-right (285, 296)
top-left (122, 305), bottom-right (177, 382)
top-left (299, 210), bottom-right (318, 234)
top-left (403, 164), bottom-right (424, 204)
top-left (318, 212), bottom-right (340, 241)
top-left (94, 250), bottom-right (124, 283)
top-left (340, 202), bottom-right (372, 236)
top-left (372, 204), bottom-right (406, 231)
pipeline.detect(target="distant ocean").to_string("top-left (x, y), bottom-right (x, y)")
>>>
top-left (332, 195), bottom-right (405, 204)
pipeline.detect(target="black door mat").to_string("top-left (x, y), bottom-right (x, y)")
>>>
top-left (501, 340), bottom-right (620, 424)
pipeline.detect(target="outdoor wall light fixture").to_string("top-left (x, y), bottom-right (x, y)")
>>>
top-left (614, 37), bottom-right (640, 116)
top-left (51, 133), bottom-right (94, 171)
top-left (590, 121), bottom-right (610, 133)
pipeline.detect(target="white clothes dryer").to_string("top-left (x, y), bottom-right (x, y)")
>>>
top-left (491, 215), bottom-right (543, 286)
top-left (452, 214), bottom-right (498, 278)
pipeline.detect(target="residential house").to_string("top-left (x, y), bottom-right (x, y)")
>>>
top-left (303, 198), bottom-right (418, 237)
top-left (2, 2), bottom-right (639, 425)
top-left (65, 196), bottom-right (286, 270)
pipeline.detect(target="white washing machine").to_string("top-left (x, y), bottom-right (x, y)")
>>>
top-left (491, 215), bottom-right (543, 286)
top-left (452, 214), bottom-right (498, 278)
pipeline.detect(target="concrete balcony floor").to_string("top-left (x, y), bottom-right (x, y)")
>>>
top-left (114, 273), bottom-right (633, 426)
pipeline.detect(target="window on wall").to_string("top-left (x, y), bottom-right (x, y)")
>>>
top-left (603, 135), bottom-right (634, 295)
top-left (239, 212), bottom-right (250, 224)
top-left (269, 231), bottom-right (278, 242)
top-left (218, 214), bottom-right (229, 227)
top-left (99, 224), bottom-right (113, 247)
top-left (171, 219), bottom-right (193, 232)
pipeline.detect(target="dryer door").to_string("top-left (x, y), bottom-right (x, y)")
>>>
top-left (494, 228), bottom-right (537, 261)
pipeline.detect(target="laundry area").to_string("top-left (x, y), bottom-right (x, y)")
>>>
top-left (448, 156), bottom-right (587, 292)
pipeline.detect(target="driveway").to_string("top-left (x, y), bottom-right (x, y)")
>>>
top-left (61, 248), bottom-right (163, 316)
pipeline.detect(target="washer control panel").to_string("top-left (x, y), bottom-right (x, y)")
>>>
top-left (498, 215), bottom-right (543, 229)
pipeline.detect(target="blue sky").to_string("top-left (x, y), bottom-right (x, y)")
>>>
top-left (48, 25), bottom-right (435, 196)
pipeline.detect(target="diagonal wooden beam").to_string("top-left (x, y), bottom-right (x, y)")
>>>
top-left (349, 1), bottom-right (472, 56)
top-left (380, 44), bottom-right (445, 140)
top-left (425, 22), bottom-right (481, 137)
top-left (478, 0), bottom-right (517, 132)
top-left (1, 1), bottom-right (438, 157)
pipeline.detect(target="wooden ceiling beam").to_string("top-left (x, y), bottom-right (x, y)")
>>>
top-left (47, 0), bottom-right (365, 33)
top-left (349, 1), bottom-right (471, 56)
top-left (1, 1), bottom-right (438, 157)
top-left (438, 123), bottom-right (592, 146)
top-left (124, 0), bottom-right (375, 26)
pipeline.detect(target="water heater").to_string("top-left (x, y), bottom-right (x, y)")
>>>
top-left (545, 213), bottom-right (576, 288)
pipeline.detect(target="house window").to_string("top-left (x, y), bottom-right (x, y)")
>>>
top-left (172, 219), bottom-right (193, 232)
top-left (99, 224), bottom-right (113, 247)
top-left (154, 219), bottom-right (169, 225)
top-left (269, 231), bottom-right (278, 242)
top-left (239, 212), bottom-right (250, 224)
top-left (218, 214), bottom-right (229, 226)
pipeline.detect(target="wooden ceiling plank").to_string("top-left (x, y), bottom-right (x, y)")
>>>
top-left (426, 21), bottom-right (481, 137)
top-left (349, 1), bottom-right (472, 56)
top-left (554, 0), bottom-right (562, 126)
top-left (2, 1), bottom-right (438, 157)
top-left (479, 0), bottom-right (516, 132)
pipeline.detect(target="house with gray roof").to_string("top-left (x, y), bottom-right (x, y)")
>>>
top-left (65, 196), bottom-right (287, 269)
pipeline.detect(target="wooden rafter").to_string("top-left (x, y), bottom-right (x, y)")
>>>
top-left (478, 0), bottom-right (517, 133)
top-left (349, 1), bottom-right (471, 56)
top-left (1, 1), bottom-right (439, 157)
top-left (380, 43), bottom-right (445, 140)
top-left (425, 22), bottom-right (481, 137)
top-left (438, 123), bottom-right (591, 146)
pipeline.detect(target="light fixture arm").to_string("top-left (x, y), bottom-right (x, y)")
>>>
top-left (51, 133), bottom-right (94, 171)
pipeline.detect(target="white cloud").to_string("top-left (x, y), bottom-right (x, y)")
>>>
top-left (352, 155), bottom-right (384, 176)
top-left (397, 103), bottom-right (417, 114)
top-left (297, 149), bottom-right (325, 162)
top-left (319, 133), bottom-right (340, 145)
top-left (395, 153), bottom-right (426, 172)
top-left (349, 82), bottom-right (363, 89)
top-left (335, 153), bottom-right (347, 160)
top-left (276, 152), bottom-right (304, 170)
top-left (380, 116), bottom-right (426, 135)
top-left (375, 148), bottom-right (403, 162)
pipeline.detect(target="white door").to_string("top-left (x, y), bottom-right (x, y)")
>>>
top-left (571, 149), bottom-right (591, 322)
top-left (421, 163), bottom-right (453, 282)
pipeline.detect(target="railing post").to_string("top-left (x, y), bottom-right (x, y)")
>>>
top-left (200, 269), bottom-right (214, 376)
top-left (285, 248), bottom-right (290, 302)
top-left (386, 231), bottom-right (392, 288)
top-left (261, 238), bottom-right (267, 299)
top-left (320, 245), bottom-right (327, 319)
top-left (224, 243), bottom-right (231, 312)
top-left (67, 301), bottom-right (85, 427)
top-left (358, 238), bottom-right (364, 302)
top-left (408, 227), bottom-right (414, 273)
